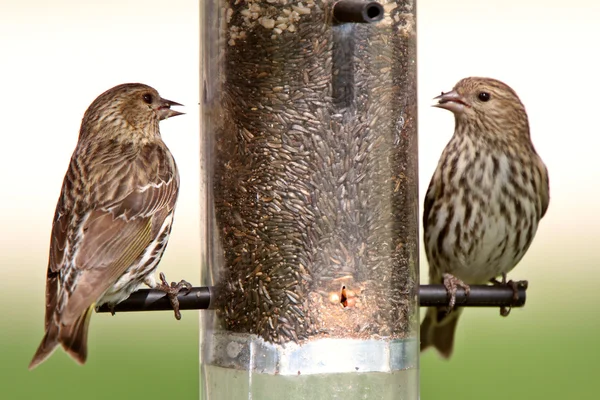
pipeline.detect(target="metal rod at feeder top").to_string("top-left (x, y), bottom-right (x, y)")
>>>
top-left (333, 1), bottom-right (385, 24)
top-left (96, 284), bottom-right (527, 314)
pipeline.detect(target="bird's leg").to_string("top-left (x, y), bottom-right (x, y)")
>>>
top-left (489, 277), bottom-right (502, 285)
top-left (153, 272), bottom-right (192, 320)
top-left (490, 274), bottom-right (528, 317)
top-left (442, 273), bottom-right (470, 311)
top-left (490, 274), bottom-right (510, 316)
top-left (95, 303), bottom-right (117, 315)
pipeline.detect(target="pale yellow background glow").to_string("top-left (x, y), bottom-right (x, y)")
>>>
top-left (1, 0), bottom-right (201, 293)
top-left (419, 1), bottom-right (600, 287)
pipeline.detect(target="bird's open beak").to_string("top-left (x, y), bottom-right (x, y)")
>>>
top-left (433, 90), bottom-right (470, 114)
top-left (158, 98), bottom-right (184, 120)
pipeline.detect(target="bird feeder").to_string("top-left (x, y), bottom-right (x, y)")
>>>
top-left (95, 2), bottom-right (528, 396)
top-left (200, 0), bottom-right (419, 398)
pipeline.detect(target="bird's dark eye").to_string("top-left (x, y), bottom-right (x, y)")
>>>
top-left (478, 92), bottom-right (491, 102)
top-left (142, 94), bottom-right (153, 104)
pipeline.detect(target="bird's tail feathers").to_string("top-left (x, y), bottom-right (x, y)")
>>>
top-left (29, 305), bottom-right (94, 370)
top-left (59, 305), bottom-right (94, 365)
top-left (420, 306), bottom-right (462, 359)
top-left (29, 320), bottom-right (60, 370)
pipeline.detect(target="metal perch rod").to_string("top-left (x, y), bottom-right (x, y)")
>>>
top-left (96, 284), bottom-right (526, 314)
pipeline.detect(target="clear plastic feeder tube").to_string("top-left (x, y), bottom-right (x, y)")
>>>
top-left (200, 1), bottom-right (418, 398)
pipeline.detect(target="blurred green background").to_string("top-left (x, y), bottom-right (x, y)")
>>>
top-left (2, 0), bottom-right (599, 399)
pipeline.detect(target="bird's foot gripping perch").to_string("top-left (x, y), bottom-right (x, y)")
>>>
top-left (154, 272), bottom-right (193, 320)
top-left (443, 273), bottom-right (470, 311)
top-left (491, 274), bottom-right (528, 317)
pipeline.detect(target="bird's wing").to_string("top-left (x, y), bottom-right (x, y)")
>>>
top-left (55, 148), bottom-right (179, 326)
top-left (422, 176), bottom-right (445, 283)
top-left (540, 165), bottom-right (550, 219)
top-left (44, 202), bottom-right (70, 330)
top-left (422, 177), bottom-right (436, 238)
top-left (61, 177), bottom-right (178, 325)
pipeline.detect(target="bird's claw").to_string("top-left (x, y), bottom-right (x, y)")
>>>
top-left (491, 274), bottom-right (528, 317)
top-left (155, 272), bottom-right (192, 320)
top-left (442, 273), bottom-right (470, 312)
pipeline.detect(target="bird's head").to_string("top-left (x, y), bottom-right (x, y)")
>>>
top-left (81, 83), bottom-right (184, 140)
top-left (434, 77), bottom-right (529, 138)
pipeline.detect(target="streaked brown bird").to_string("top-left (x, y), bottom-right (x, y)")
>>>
top-left (29, 83), bottom-right (189, 370)
top-left (420, 77), bottom-right (550, 358)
